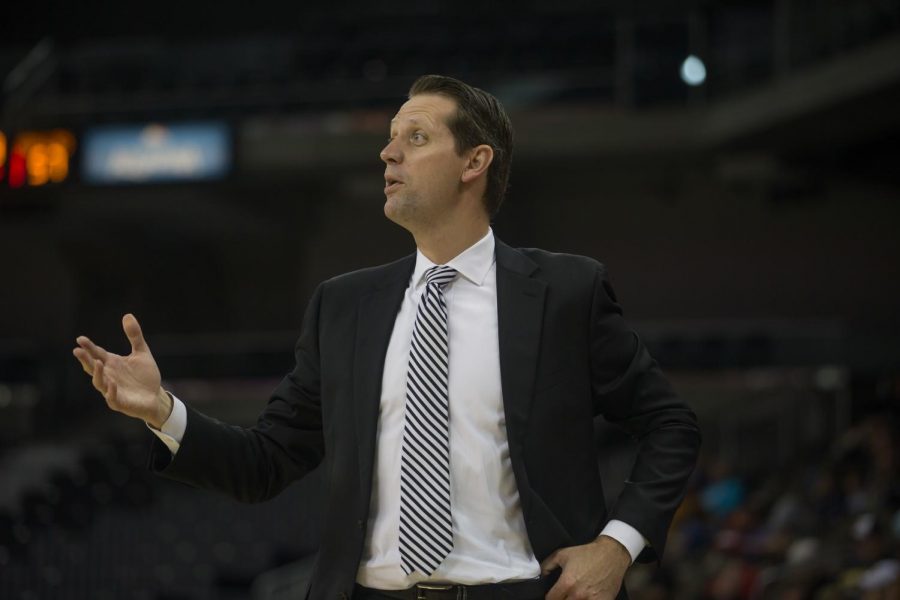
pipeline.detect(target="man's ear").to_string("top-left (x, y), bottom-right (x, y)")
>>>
top-left (461, 144), bottom-right (494, 183)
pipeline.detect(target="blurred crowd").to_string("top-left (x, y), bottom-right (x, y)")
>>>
top-left (628, 413), bottom-right (900, 599)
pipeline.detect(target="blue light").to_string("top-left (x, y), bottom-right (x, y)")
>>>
top-left (680, 55), bottom-right (707, 86)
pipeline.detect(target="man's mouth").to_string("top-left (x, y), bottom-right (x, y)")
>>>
top-left (384, 177), bottom-right (403, 194)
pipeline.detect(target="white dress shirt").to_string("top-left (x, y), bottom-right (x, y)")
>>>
top-left (149, 228), bottom-right (646, 587)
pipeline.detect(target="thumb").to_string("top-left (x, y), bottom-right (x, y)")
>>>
top-left (540, 548), bottom-right (565, 576)
top-left (122, 313), bottom-right (148, 354)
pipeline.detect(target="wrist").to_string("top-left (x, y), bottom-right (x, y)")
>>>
top-left (594, 534), bottom-right (632, 569)
top-left (149, 388), bottom-right (173, 429)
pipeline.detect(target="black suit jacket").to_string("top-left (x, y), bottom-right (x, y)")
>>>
top-left (150, 240), bottom-right (701, 599)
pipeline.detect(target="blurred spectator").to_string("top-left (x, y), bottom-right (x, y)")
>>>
top-left (628, 411), bottom-right (900, 600)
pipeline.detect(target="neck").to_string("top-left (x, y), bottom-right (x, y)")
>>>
top-left (413, 212), bottom-right (490, 265)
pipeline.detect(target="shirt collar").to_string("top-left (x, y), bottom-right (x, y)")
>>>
top-left (412, 228), bottom-right (496, 289)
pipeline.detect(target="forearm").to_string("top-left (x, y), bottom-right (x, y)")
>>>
top-left (149, 401), bottom-right (324, 503)
top-left (609, 412), bottom-right (700, 561)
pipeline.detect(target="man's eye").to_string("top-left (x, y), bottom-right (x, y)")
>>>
top-left (411, 132), bottom-right (427, 143)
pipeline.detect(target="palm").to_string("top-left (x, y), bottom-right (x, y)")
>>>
top-left (73, 314), bottom-right (167, 425)
top-left (107, 347), bottom-right (161, 418)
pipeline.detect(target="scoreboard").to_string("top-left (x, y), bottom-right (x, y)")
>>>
top-left (0, 129), bottom-right (76, 188)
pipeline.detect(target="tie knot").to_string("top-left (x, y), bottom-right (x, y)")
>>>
top-left (424, 265), bottom-right (457, 289)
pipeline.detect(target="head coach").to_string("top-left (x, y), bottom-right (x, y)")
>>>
top-left (74, 74), bottom-right (701, 600)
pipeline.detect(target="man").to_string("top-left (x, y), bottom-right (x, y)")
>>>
top-left (73, 75), bottom-right (700, 599)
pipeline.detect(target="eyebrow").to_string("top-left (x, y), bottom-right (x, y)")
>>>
top-left (389, 116), bottom-right (432, 127)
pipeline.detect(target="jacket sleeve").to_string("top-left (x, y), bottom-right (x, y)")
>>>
top-left (147, 283), bottom-right (327, 503)
top-left (588, 265), bottom-right (700, 563)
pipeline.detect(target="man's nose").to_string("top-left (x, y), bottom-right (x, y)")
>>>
top-left (380, 140), bottom-right (401, 164)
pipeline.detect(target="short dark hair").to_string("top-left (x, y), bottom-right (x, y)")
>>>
top-left (408, 74), bottom-right (514, 217)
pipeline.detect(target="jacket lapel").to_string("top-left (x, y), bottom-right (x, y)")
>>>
top-left (495, 241), bottom-right (546, 483)
top-left (354, 255), bottom-right (415, 502)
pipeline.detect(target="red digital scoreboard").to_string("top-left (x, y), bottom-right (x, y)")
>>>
top-left (0, 129), bottom-right (76, 188)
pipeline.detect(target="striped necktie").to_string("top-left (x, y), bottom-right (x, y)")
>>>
top-left (399, 265), bottom-right (457, 576)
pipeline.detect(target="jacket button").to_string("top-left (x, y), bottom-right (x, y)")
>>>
top-left (339, 593), bottom-right (349, 599)
top-left (357, 519), bottom-right (364, 529)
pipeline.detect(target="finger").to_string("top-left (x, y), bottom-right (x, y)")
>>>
top-left (76, 336), bottom-right (110, 362)
top-left (92, 359), bottom-right (108, 396)
top-left (72, 348), bottom-right (94, 375)
top-left (122, 314), bottom-right (148, 354)
top-left (541, 549), bottom-right (564, 576)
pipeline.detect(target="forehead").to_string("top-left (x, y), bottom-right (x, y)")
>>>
top-left (391, 94), bottom-right (457, 130)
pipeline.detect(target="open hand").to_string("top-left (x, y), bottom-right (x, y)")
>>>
top-left (541, 535), bottom-right (631, 600)
top-left (73, 314), bottom-right (171, 428)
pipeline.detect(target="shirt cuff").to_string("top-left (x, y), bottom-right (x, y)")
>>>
top-left (145, 392), bottom-right (187, 456)
top-left (599, 519), bottom-right (647, 563)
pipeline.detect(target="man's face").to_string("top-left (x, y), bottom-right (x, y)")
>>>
top-left (380, 93), bottom-right (469, 231)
